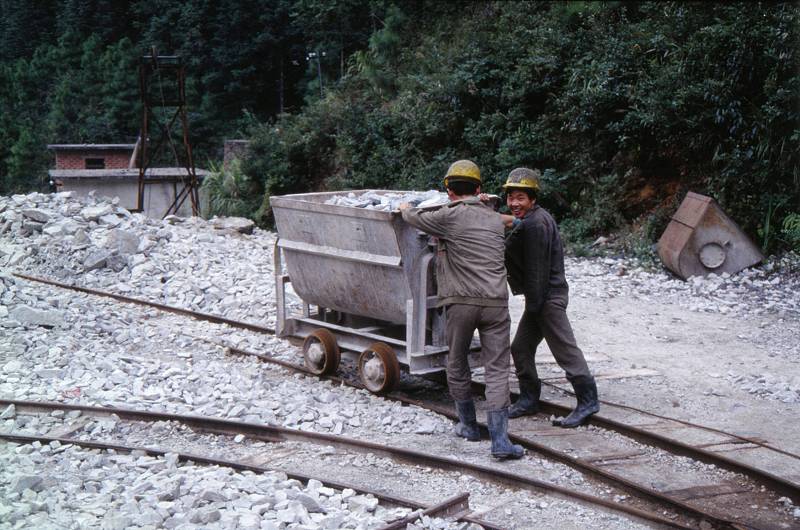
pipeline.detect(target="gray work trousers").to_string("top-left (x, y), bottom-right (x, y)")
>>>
top-left (445, 304), bottom-right (512, 410)
top-left (511, 296), bottom-right (591, 386)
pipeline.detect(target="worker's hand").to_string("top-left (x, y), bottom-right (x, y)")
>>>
top-left (500, 213), bottom-right (516, 228)
top-left (479, 193), bottom-right (501, 211)
top-left (398, 202), bottom-right (411, 211)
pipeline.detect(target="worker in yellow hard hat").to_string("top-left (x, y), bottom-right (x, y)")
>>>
top-left (399, 159), bottom-right (523, 460)
top-left (502, 167), bottom-right (599, 427)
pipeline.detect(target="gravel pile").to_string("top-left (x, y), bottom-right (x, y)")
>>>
top-left (4, 190), bottom-right (799, 414)
top-left (1, 191), bottom-right (282, 328)
top-left (5, 191), bottom-right (796, 326)
top-left (726, 372), bottom-right (800, 404)
top-left (0, 440), bottom-right (419, 530)
top-left (324, 190), bottom-right (448, 211)
top-left (566, 255), bottom-right (800, 320)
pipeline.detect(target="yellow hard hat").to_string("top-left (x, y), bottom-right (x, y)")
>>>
top-left (502, 167), bottom-right (541, 192)
top-left (444, 159), bottom-right (481, 188)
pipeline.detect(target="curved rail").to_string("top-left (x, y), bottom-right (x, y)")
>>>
top-left (0, 399), bottom-right (692, 529)
top-left (0, 432), bottom-right (484, 529)
top-left (226, 349), bottom-right (757, 530)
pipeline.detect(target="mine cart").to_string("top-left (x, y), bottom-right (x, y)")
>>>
top-left (270, 190), bottom-right (450, 394)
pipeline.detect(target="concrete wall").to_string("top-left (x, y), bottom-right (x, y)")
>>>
top-left (59, 179), bottom-right (200, 219)
top-left (55, 150), bottom-right (134, 170)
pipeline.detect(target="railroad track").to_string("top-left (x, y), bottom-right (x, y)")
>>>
top-left (230, 348), bottom-right (799, 530)
top-left (12, 273), bottom-right (800, 529)
top-left (0, 421), bottom-right (480, 530)
top-left (0, 399), bottom-right (688, 529)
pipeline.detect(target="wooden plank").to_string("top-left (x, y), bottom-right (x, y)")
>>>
top-left (582, 450), bottom-right (649, 464)
top-left (514, 425), bottom-right (583, 437)
top-left (240, 446), bottom-right (299, 466)
top-left (703, 444), bottom-right (762, 454)
top-left (694, 440), bottom-right (762, 450)
top-left (541, 368), bottom-right (660, 384)
top-left (664, 483), bottom-right (751, 502)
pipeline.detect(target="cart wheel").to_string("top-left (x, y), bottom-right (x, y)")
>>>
top-left (358, 342), bottom-right (400, 394)
top-left (302, 329), bottom-right (340, 375)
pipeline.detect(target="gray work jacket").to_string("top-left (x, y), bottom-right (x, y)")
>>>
top-left (401, 197), bottom-right (508, 308)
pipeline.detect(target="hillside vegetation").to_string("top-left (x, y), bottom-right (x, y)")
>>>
top-left (1, 1), bottom-right (798, 251)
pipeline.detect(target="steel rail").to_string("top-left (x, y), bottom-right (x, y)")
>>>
top-left (227, 348), bottom-right (782, 530)
top-left (14, 272), bottom-right (799, 465)
top-left (234, 344), bottom-right (800, 515)
top-left (0, 399), bottom-right (693, 529)
top-left (524, 386), bottom-right (800, 503)
top-left (12, 273), bottom-right (274, 334)
top-left (0, 432), bottom-right (492, 529)
top-left (225, 339), bottom-right (800, 504)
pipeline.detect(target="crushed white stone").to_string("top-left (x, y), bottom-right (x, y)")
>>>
top-left (0, 442), bottom-right (416, 530)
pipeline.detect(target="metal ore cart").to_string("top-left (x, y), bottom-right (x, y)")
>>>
top-left (270, 190), bottom-right (449, 393)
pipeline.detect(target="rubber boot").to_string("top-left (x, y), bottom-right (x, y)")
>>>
top-left (552, 375), bottom-right (600, 428)
top-left (508, 378), bottom-right (541, 418)
top-left (486, 408), bottom-right (524, 460)
top-left (453, 399), bottom-right (480, 441)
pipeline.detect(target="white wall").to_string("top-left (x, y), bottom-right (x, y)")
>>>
top-left (59, 179), bottom-right (203, 219)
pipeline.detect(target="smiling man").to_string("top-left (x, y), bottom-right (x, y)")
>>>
top-left (502, 167), bottom-right (600, 428)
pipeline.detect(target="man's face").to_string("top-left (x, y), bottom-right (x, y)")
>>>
top-left (507, 190), bottom-right (535, 218)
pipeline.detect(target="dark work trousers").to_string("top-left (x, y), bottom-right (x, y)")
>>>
top-left (511, 296), bottom-right (591, 386)
top-left (445, 303), bottom-right (512, 411)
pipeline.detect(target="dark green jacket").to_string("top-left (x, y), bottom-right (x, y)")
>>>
top-left (505, 205), bottom-right (568, 312)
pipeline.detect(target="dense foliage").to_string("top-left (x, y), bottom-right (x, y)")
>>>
top-left (0, 0), bottom-right (371, 189)
top-left (2, 1), bottom-right (798, 251)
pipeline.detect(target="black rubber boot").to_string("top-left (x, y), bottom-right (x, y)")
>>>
top-left (508, 378), bottom-right (541, 418)
top-left (486, 408), bottom-right (524, 460)
top-left (552, 375), bottom-right (599, 428)
top-left (453, 399), bottom-right (480, 441)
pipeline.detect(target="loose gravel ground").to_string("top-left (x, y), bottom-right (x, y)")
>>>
top-left (2, 191), bottom-right (799, 528)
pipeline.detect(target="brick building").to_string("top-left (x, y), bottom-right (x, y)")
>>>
top-left (47, 143), bottom-right (207, 218)
top-left (49, 144), bottom-right (137, 170)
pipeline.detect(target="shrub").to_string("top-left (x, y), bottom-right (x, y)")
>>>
top-left (782, 213), bottom-right (800, 251)
top-left (235, 1), bottom-right (799, 253)
top-left (201, 160), bottom-right (261, 220)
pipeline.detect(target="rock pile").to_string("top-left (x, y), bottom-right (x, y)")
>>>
top-left (566, 255), bottom-right (800, 319)
top-left (0, 441), bottom-right (414, 529)
top-left (2, 190), bottom-right (799, 527)
top-left (0, 191), bottom-right (282, 327)
top-left (727, 373), bottom-right (800, 404)
top-left (4, 191), bottom-right (796, 326)
top-left (324, 190), bottom-right (448, 211)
